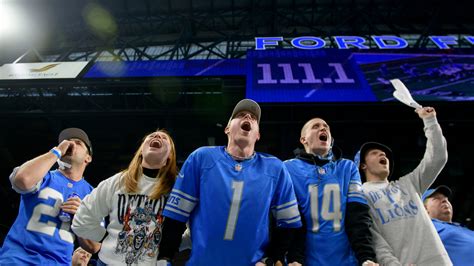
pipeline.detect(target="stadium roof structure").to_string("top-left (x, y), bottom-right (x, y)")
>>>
top-left (1, 0), bottom-right (472, 63)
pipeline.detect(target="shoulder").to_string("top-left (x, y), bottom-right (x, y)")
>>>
top-left (393, 176), bottom-right (412, 188)
top-left (190, 146), bottom-right (222, 159)
top-left (185, 146), bottom-right (222, 168)
top-left (94, 172), bottom-right (124, 191)
top-left (283, 158), bottom-right (309, 174)
top-left (82, 179), bottom-right (94, 191)
top-left (284, 158), bottom-right (299, 165)
top-left (361, 182), bottom-right (380, 191)
top-left (338, 158), bottom-right (357, 168)
top-left (283, 158), bottom-right (305, 169)
top-left (257, 151), bottom-right (281, 161)
top-left (256, 152), bottom-right (285, 168)
top-left (48, 170), bottom-right (61, 179)
top-left (44, 170), bottom-right (64, 184)
top-left (195, 146), bottom-right (221, 153)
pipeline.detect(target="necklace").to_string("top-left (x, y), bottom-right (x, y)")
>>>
top-left (225, 148), bottom-right (255, 161)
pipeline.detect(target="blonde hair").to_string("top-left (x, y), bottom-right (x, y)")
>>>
top-left (121, 129), bottom-right (178, 200)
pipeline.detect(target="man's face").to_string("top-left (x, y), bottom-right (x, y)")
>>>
top-left (225, 111), bottom-right (260, 145)
top-left (61, 138), bottom-right (92, 166)
top-left (72, 248), bottom-right (91, 266)
top-left (361, 148), bottom-right (390, 180)
top-left (425, 192), bottom-right (453, 222)
top-left (300, 118), bottom-right (332, 156)
top-left (141, 131), bottom-right (172, 168)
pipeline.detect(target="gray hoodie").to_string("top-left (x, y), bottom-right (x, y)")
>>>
top-left (362, 116), bottom-right (452, 266)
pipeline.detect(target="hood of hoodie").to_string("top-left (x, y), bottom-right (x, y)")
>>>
top-left (294, 145), bottom-right (342, 167)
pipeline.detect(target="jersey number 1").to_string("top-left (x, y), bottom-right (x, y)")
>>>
top-left (309, 184), bottom-right (342, 232)
top-left (224, 181), bottom-right (244, 240)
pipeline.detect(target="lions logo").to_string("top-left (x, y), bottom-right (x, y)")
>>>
top-left (115, 200), bottom-right (164, 265)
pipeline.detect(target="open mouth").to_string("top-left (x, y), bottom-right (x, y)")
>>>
top-left (319, 132), bottom-right (328, 141)
top-left (241, 121), bottom-right (251, 132)
top-left (379, 158), bottom-right (388, 165)
top-left (64, 147), bottom-right (73, 156)
top-left (150, 140), bottom-right (162, 148)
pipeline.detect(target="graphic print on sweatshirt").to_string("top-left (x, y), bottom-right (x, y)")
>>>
top-left (115, 193), bottom-right (166, 265)
top-left (365, 183), bottom-right (419, 225)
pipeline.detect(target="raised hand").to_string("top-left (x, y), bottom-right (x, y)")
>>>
top-left (57, 140), bottom-right (77, 157)
top-left (415, 106), bottom-right (436, 119)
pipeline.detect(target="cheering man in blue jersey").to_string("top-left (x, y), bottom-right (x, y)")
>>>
top-left (285, 118), bottom-right (377, 266)
top-left (158, 99), bottom-right (302, 265)
top-left (0, 128), bottom-right (100, 265)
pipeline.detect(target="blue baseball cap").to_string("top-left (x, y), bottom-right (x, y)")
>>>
top-left (422, 185), bottom-right (452, 202)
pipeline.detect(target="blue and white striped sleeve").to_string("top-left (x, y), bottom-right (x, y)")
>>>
top-left (271, 164), bottom-right (302, 228)
top-left (348, 162), bottom-right (368, 205)
top-left (163, 150), bottom-right (201, 222)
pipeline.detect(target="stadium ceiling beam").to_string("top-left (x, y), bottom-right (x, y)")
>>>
top-left (7, 3), bottom-right (470, 63)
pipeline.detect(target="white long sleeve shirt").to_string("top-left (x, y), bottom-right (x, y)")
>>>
top-left (72, 173), bottom-right (167, 265)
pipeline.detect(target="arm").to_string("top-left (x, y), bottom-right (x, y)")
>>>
top-left (268, 164), bottom-right (302, 264)
top-left (370, 222), bottom-right (401, 266)
top-left (346, 161), bottom-right (377, 265)
top-left (345, 202), bottom-right (377, 265)
top-left (12, 140), bottom-right (76, 191)
top-left (64, 196), bottom-right (101, 253)
top-left (160, 150), bottom-right (201, 261)
top-left (406, 107), bottom-right (448, 193)
top-left (286, 212), bottom-right (306, 265)
top-left (71, 175), bottom-right (115, 242)
top-left (157, 217), bottom-right (187, 261)
top-left (78, 237), bottom-right (101, 254)
top-left (266, 226), bottom-right (298, 264)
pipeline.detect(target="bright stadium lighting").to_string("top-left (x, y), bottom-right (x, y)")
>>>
top-left (0, 0), bottom-right (31, 42)
top-left (0, 0), bottom-right (22, 38)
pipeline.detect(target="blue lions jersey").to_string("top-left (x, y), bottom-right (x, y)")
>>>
top-left (0, 170), bottom-right (93, 265)
top-left (284, 158), bottom-right (367, 266)
top-left (432, 219), bottom-right (474, 266)
top-left (163, 146), bottom-right (302, 266)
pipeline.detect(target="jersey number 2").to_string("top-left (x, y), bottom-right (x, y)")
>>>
top-left (309, 184), bottom-right (342, 232)
top-left (26, 187), bottom-right (74, 243)
top-left (224, 181), bottom-right (244, 240)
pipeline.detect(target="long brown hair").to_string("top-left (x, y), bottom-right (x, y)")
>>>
top-left (121, 129), bottom-right (178, 200)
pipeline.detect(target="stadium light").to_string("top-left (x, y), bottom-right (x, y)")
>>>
top-left (0, 0), bottom-right (26, 39)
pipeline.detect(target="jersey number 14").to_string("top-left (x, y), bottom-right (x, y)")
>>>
top-left (309, 184), bottom-right (342, 232)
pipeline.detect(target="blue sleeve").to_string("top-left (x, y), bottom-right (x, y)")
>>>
top-left (163, 149), bottom-right (201, 222)
top-left (347, 161), bottom-right (368, 205)
top-left (271, 164), bottom-right (302, 228)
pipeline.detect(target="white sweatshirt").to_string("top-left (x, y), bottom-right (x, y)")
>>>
top-left (72, 173), bottom-right (167, 265)
top-left (362, 117), bottom-right (452, 266)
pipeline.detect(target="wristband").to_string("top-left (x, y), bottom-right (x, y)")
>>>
top-left (50, 148), bottom-right (62, 159)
